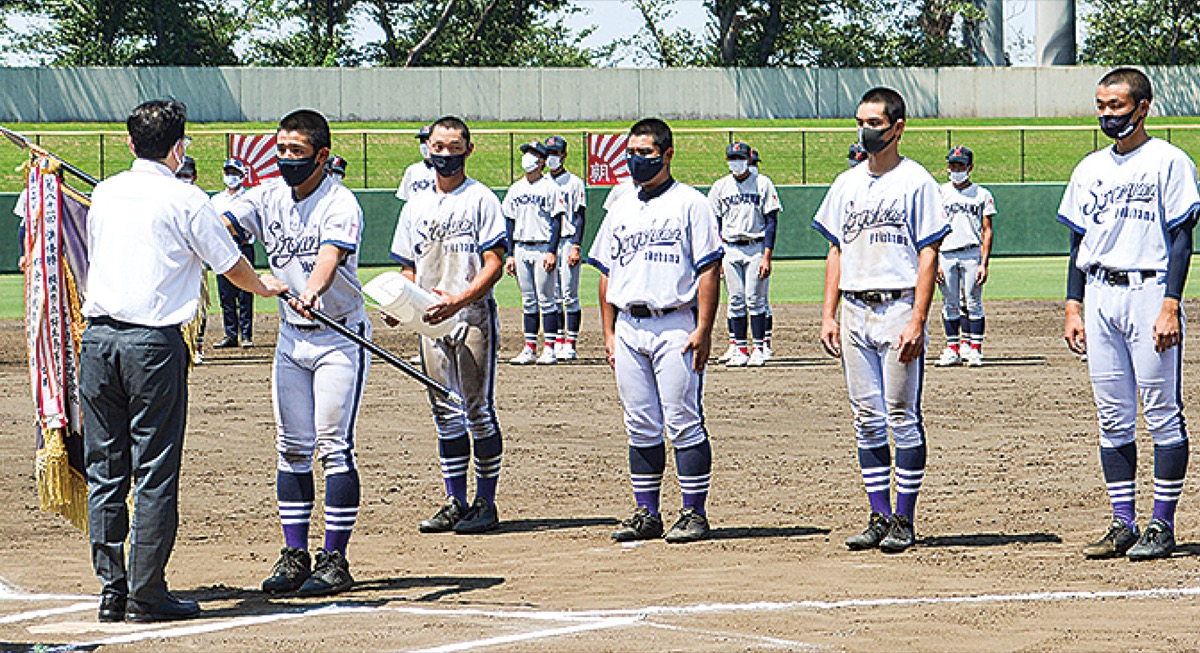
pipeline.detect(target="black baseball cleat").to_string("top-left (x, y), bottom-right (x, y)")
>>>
top-left (1082, 518), bottom-right (1139, 559)
top-left (97, 592), bottom-right (126, 623)
top-left (1127, 519), bottom-right (1176, 561)
top-left (454, 497), bottom-right (500, 534)
top-left (212, 336), bottom-right (238, 349)
top-left (664, 508), bottom-right (711, 543)
top-left (845, 512), bottom-right (890, 550)
top-left (296, 548), bottom-right (353, 597)
top-left (419, 497), bottom-right (466, 533)
top-left (611, 506), bottom-right (664, 542)
top-left (124, 593), bottom-right (200, 623)
top-left (879, 513), bottom-right (915, 553)
top-left (262, 547), bottom-right (312, 594)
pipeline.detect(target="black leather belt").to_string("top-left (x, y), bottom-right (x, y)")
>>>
top-left (515, 240), bottom-right (549, 246)
top-left (292, 317), bottom-right (348, 331)
top-left (724, 237), bottom-right (764, 246)
top-left (1089, 266), bottom-right (1157, 286)
top-left (943, 244), bottom-right (980, 253)
top-left (844, 290), bottom-right (908, 304)
top-left (626, 304), bottom-right (678, 319)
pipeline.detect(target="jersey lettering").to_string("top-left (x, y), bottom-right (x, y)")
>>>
top-left (611, 224), bottom-right (684, 266)
top-left (843, 199), bottom-right (907, 244)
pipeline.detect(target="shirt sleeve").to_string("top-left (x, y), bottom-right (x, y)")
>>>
top-left (1057, 168), bottom-right (1087, 234)
top-left (912, 176), bottom-right (951, 250)
top-left (586, 214), bottom-right (614, 275)
top-left (320, 189), bottom-right (363, 252)
top-left (551, 185), bottom-right (567, 219)
top-left (396, 167), bottom-right (412, 201)
top-left (762, 178), bottom-right (782, 215)
top-left (982, 187), bottom-right (997, 217)
top-left (811, 181), bottom-right (842, 247)
top-left (574, 177), bottom-right (587, 209)
top-left (187, 198), bottom-right (242, 275)
top-left (389, 203), bottom-right (415, 268)
top-left (478, 187), bottom-right (509, 255)
top-left (1163, 153), bottom-right (1200, 229)
top-left (689, 194), bottom-right (724, 271)
top-left (501, 186), bottom-right (515, 220)
top-left (224, 185), bottom-right (266, 243)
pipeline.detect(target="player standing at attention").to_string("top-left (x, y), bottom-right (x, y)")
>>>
top-left (588, 118), bottom-right (723, 544)
top-left (1062, 68), bottom-right (1198, 561)
top-left (397, 125), bottom-right (437, 202)
top-left (504, 140), bottom-right (567, 365)
top-left (934, 146), bottom-right (996, 368)
top-left (814, 87), bottom-right (949, 554)
top-left (223, 109), bottom-right (371, 596)
top-left (544, 135), bottom-right (587, 360)
top-left (390, 116), bottom-right (508, 534)
top-left (709, 142), bottom-right (780, 367)
top-left (211, 158), bottom-right (256, 349)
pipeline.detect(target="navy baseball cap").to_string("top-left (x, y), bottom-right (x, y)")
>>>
top-left (327, 155), bottom-right (347, 176)
top-left (947, 145), bottom-right (973, 164)
top-left (750, 149), bottom-right (761, 164)
top-left (544, 135), bottom-right (568, 153)
top-left (520, 140), bottom-right (548, 158)
top-left (176, 156), bottom-right (196, 177)
top-left (416, 125), bottom-right (433, 141)
top-left (848, 142), bottom-right (869, 163)
top-left (223, 158), bottom-right (248, 176)
top-left (726, 141), bottom-right (752, 159)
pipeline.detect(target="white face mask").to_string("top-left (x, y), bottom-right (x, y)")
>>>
top-left (521, 152), bottom-right (542, 173)
top-left (949, 170), bottom-right (970, 184)
top-left (546, 155), bottom-right (563, 171)
top-left (728, 159), bottom-right (749, 176)
top-left (420, 142), bottom-right (430, 160)
top-left (223, 174), bottom-right (243, 189)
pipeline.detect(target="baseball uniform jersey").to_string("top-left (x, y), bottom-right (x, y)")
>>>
top-left (397, 161), bottom-right (437, 202)
top-left (707, 171), bottom-right (781, 242)
top-left (939, 182), bottom-right (996, 252)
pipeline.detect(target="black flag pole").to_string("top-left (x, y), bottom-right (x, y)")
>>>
top-left (0, 125), bottom-right (99, 188)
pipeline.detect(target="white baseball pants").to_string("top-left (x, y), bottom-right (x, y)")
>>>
top-left (722, 241), bottom-right (768, 317)
top-left (938, 246), bottom-right (984, 320)
top-left (515, 242), bottom-right (558, 315)
top-left (613, 309), bottom-right (707, 449)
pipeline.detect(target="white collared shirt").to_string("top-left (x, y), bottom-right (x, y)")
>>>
top-left (83, 159), bottom-right (242, 326)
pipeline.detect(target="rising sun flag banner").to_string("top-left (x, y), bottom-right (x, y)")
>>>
top-left (229, 134), bottom-right (281, 185)
top-left (587, 134), bottom-right (630, 186)
top-left (25, 157), bottom-right (90, 533)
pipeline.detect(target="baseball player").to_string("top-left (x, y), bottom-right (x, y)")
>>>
top-left (326, 155), bottom-right (348, 184)
top-left (588, 117), bottom-right (723, 544)
top-left (503, 140), bottom-right (567, 365)
top-left (815, 87), bottom-right (949, 554)
top-left (397, 125), bottom-right (437, 201)
top-left (390, 115), bottom-right (508, 535)
top-left (222, 109), bottom-right (370, 596)
top-left (751, 149), bottom-right (776, 358)
top-left (1062, 68), bottom-right (1198, 561)
top-left (544, 135), bottom-right (587, 360)
top-left (934, 146), bottom-right (996, 368)
top-left (211, 158), bottom-right (256, 349)
top-left (848, 142), bottom-right (869, 168)
top-left (708, 142), bottom-right (780, 367)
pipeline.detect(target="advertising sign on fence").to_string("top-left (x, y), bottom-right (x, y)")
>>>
top-left (228, 134), bottom-right (281, 186)
top-left (587, 134), bottom-right (630, 186)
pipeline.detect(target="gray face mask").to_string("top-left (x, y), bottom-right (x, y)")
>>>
top-left (857, 123), bottom-right (896, 154)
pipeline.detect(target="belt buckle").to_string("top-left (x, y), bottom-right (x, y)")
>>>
top-left (1105, 269), bottom-right (1129, 285)
top-left (862, 291), bottom-right (883, 303)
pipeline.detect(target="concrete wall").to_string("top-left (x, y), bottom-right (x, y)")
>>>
top-left (2, 66), bottom-right (1200, 123)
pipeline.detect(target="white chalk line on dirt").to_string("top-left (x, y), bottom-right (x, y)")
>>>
top-left (405, 616), bottom-right (643, 653)
top-left (0, 577), bottom-right (95, 603)
top-left (0, 603), bottom-right (96, 625)
top-left (643, 621), bottom-right (823, 651)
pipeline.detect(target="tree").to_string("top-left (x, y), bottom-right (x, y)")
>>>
top-left (246, 0), bottom-right (360, 66)
top-left (1080, 0), bottom-right (1200, 66)
top-left (606, 0), bottom-right (708, 67)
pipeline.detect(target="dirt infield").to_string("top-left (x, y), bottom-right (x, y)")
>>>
top-left (3, 300), bottom-right (1200, 652)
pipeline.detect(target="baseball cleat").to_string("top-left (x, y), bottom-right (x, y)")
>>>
top-left (192, 350), bottom-right (204, 365)
top-left (611, 506), bottom-right (664, 542)
top-left (1127, 519), bottom-right (1176, 561)
top-left (240, 339), bottom-right (254, 348)
top-left (409, 353), bottom-right (422, 364)
top-left (845, 512), bottom-right (891, 550)
top-left (664, 508), bottom-right (711, 543)
top-left (558, 344), bottom-right (578, 360)
top-left (934, 347), bottom-right (961, 367)
top-left (762, 344), bottom-right (775, 360)
top-left (963, 347), bottom-right (983, 367)
top-left (726, 349), bottom-right (750, 367)
top-left (419, 496), bottom-right (465, 533)
top-left (262, 547), bottom-right (312, 594)
top-left (1082, 518), bottom-right (1139, 559)
top-left (509, 347), bottom-right (537, 365)
top-left (536, 346), bottom-right (557, 365)
top-left (296, 548), bottom-right (353, 597)
top-left (717, 343), bottom-right (737, 363)
top-left (213, 336), bottom-right (238, 349)
top-left (747, 348), bottom-right (766, 367)
top-left (879, 513), bottom-right (915, 553)
top-left (454, 497), bottom-right (500, 533)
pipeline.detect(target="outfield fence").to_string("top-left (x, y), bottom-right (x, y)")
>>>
top-left (5, 125), bottom-right (1200, 194)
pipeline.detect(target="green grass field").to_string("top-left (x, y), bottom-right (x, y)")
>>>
top-left (0, 256), bottom-right (1097, 320)
top-left (6, 117), bottom-right (1200, 193)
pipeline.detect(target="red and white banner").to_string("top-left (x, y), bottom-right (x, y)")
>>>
top-left (228, 134), bottom-right (280, 186)
top-left (587, 134), bottom-right (629, 186)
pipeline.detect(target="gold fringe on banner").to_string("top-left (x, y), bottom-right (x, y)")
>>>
top-left (34, 427), bottom-right (89, 532)
top-left (179, 272), bottom-right (211, 368)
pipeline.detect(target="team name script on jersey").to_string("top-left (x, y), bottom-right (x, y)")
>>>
top-left (1080, 179), bottom-right (1159, 225)
top-left (714, 192), bottom-right (762, 214)
top-left (610, 223), bottom-right (683, 266)
top-left (267, 222), bottom-right (320, 273)
top-left (842, 199), bottom-right (907, 244)
top-left (944, 201), bottom-right (986, 219)
top-left (413, 215), bottom-right (478, 256)
top-left (508, 192), bottom-right (555, 210)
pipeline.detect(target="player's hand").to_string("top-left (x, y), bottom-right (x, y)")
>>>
top-left (936, 266), bottom-right (945, 285)
top-left (1154, 301), bottom-right (1183, 353)
top-left (820, 317), bottom-right (841, 358)
top-left (567, 245), bottom-right (581, 267)
top-left (895, 319), bottom-right (926, 364)
top-left (604, 332), bottom-right (616, 369)
top-left (758, 258), bottom-right (772, 279)
top-left (1063, 302), bottom-right (1087, 355)
top-left (17, 255), bottom-right (26, 274)
top-left (543, 252), bottom-right (557, 273)
top-left (504, 257), bottom-right (516, 276)
top-left (425, 288), bottom-right (463, 325)
top-left (682, 329), bottom-right (711, 373)
top-left (289, 289), bottom-right (322, 320)
top-left (257, 274), bottom-right (287, 297)
top-left (976, 264), bottom-right (989, 285)
top-left (380, 311), bottom-right (401, 327)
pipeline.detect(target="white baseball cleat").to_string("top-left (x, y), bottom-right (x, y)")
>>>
top-left (726, 349), bottom-right (750, 367)
top-left (192, 351), bottom-right (204, 365)
top-left (963, 347), bottom-right (983, 367)
top-left (536, 346), bottom-right (557, 365)
top-left (717, 343), bottom-right (737, 363)
top-left (408, 353), bottom-right (421, 364)
top-left (510, 347), bottom-right (537, 365)
top-left (762, 344), bottom-right (774, 360)
top-left (558, 344), bottom-right (578, 360)
top-left (934, 347), bottom-right (961, 367)
top-left (553, 342), bottom-right (565, 358)
top-left (747, 347), bottom-right (766, 367)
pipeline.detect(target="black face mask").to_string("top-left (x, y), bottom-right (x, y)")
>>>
top-left (1099, 106), bottom-right (1143, 141)
top-left (858, 123), bottom-right (896, 154)
top-left (278, 156), bottom-right (320, 187)
top-left (429, 152), bottom-right (466, 177)
top-left (627, 153), bottom-right (664, 184)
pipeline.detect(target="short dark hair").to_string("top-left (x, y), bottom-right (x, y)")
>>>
top-left (629, 118), bottom-right (673, 153)
top-left (127, 99), bottom-right (187, 160)
top-left (278, 108), bottom-right (331, 152)
top-left (432, 116), bottom-right (471, 144)
top-left (859, 87), bottom-right (906, 124)
top-left (1099, 67), bottom-right (1153, 105)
